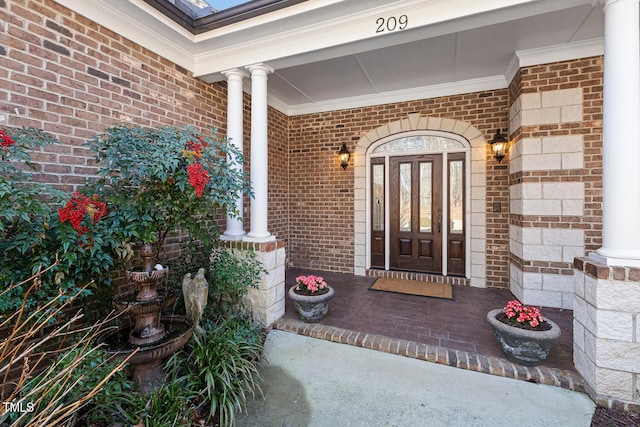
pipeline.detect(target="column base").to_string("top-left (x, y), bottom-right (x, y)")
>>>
top-left (220, 231), bottom-right (246, 241)
top-left (573, 256), bottom-right (640, 411)
top-left (243, 233), bottom-right (276, 243)
top-left (591, 249), bottom-right (640, 268)
top-left (219, 239), bottom-right (285, 327)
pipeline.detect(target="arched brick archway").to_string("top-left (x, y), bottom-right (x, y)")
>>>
top-left (353, 113), bottom-right (488, 287)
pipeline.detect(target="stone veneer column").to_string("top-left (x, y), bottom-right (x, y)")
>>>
top-left (244, 63), bottom-right (275, 243)
top-left (224, 240), bottom-right (286, 327)
top-left (593, 0), bottom-right (640, 267)
top-left (573, 258), bottom-right (640, 411)
top-left (221, 69), bottom-right (247, 241)
top-left (509, 87), bottom-right (585, 309)
top-left (573, 0), bottom-right (640, 411)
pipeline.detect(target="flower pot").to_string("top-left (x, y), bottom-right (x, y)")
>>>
top-left (288, 285), bottom-right (335, 323)
top-left (486, 309), bottom-right (561, 366)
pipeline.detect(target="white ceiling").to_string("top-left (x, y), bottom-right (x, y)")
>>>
top-left (57, 0), bottom-right (606, 115)
top-left (260, 0), bottom-right (604, 114)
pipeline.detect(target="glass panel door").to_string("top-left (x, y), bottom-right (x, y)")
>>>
top-left (399, 163), bottom-right (411, 232)
top-left (447, 153), bottom-right (465, 276)
top-left (371, 152), bottom-right (466, 276)
top-left (449, 160), bottom-right (463, 234)
top-left (419, 163), bottom-right (432, 233)
top-left (390, 155), bottom-right (442, 273)
top-left (370, 159), bottom-right (385, 268)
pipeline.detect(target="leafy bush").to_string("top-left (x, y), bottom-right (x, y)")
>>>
top-left (165, 315), bottom-right (264, 426)
top-left (208, 246), bottom-right (266, 314)
top-left (84, 124), bottom-right (249, 251)
top-left (134, 380), bottom-right (194, 427)
top-left (0, 127), bottom-right (118, 316)
top-left (169, 239), bottom-right (266, 318)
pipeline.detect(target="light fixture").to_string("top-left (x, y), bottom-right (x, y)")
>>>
top-left (338, 142), bottom-right (350, 170)
top-left (489, 129), bottom-right (508, 163)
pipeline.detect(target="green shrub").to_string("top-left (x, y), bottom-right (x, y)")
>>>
top-left (166, 315), bottom-right (264, 426)
top-left (169, 240), bottom-right (267, 317)
top-left (0, 127), bottom-right (118, 317)
top-left (208, 246), bottom-right (266, 314)
top-left (84, 124), bottom-right (249, 251)
top-left (135, 380), bottom-right (194, 427)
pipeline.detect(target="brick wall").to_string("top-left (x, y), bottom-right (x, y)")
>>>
top-left (1, 0), bottom-right (231, 187)
top-left (0, 0), bottom-right (227, 293)
top-left (288, 92), bottom-right (510, 284)
top-left (266, 105), bottom-right (289, 243)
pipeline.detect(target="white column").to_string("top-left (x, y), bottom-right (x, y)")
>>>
top-left (244, 63), bottom-right (275, 242)
top-left (593, 0), bottom-right (640, 267)
top-left (221, 69), bottom-right (248, 240)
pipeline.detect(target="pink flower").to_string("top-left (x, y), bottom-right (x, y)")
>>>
top-left (295, 275), bottom-right (328, 294)
top-left (504, 299), bottom-right (544, 329)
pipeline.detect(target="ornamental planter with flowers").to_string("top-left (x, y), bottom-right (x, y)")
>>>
top-left (288, 275), bottom-right (334, 323)
top-left (486, 300), bottom-right (561, 366)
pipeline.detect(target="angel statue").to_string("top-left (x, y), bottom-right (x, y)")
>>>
top-left (182, 268), bottom-right (208, 335)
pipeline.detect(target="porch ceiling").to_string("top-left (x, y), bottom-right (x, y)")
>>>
top-left (57, 0), bottom-right (604, 115)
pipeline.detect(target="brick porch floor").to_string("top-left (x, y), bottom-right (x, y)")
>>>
top-left (273, 268), bottom-right (586, 393)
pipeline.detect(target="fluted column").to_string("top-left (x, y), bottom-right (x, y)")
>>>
top-left (244, 63), bottom-right (275, 242)
top-left (221, 69), bottom-right (248, 241)
top-left (593, 0), bottom-right (640, 267)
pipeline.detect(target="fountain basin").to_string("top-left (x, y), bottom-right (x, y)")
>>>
top-left (127, 267), bottom-right (168, 283)
top-left (97, 315), bottom-right (194, 392)
top-left (98, 315), bottom-right (194, 365)
top-left (112, 288), bottom-right (178, 314)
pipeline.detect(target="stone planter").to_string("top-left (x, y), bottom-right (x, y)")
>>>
top-left (486, 309), bottom-right (561, 366)
top-left (288, 285), bottom-right (335, 323)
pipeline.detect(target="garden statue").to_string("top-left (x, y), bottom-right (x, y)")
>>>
top-left (182, 268), bottom-right (209, 335)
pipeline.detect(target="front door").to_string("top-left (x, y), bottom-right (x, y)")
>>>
top-left (390, 155), bottom-right (442, 272)
top-left (371, 153), bottom-right (465, 275)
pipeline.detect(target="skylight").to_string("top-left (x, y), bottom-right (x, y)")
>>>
top-left (208, 0), bottom-right (253, 11)
top-left (147, 0), bottom-right (305, 33)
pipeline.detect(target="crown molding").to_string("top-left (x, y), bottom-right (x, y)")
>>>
top-left (283, 76), bottom-right (508, 116)
top-left (516, 37), bottom-right (604, 67)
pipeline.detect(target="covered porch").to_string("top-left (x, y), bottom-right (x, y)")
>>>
top-left (276, 268), bottom-right (582, 392)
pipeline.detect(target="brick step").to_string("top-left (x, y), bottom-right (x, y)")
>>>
top-left (365, 269), bottom-right (470, 286)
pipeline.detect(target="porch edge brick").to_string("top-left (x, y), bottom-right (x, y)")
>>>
top-left (273, 318), bottom-right (587, 393)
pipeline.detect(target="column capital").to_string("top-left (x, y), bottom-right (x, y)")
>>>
top-left (221, 68), bottom-right (249, 80)
top-left (245, 63), bottom-right (274, 76)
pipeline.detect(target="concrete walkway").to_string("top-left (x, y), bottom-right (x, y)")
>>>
top-left (237, 330), bottom-right (595, 427)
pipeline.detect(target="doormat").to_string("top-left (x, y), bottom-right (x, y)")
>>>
top-left (370, 277), bottom-right (454, 300)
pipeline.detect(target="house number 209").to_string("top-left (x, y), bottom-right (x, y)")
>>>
top-left (376, 15), bottom-right (408, 33)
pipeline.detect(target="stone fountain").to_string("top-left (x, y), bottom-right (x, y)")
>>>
top-left (98, 243), bottom-right (194, 393)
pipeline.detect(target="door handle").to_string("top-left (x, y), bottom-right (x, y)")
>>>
top-left (437, 214), bottom-right (442, 233)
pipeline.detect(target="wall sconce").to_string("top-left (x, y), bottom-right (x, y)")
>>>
top-left (489, 129), bottom-right (508, 163)
top-left (338, 142), bottom-right (350, 170)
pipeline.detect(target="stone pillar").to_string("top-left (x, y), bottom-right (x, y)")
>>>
top-left (221, 69), bottom-right (247, 241)
top-left (573, 0), bottom-right (640, 411)
top-left (244, 63), bottom-right (275, 243)
top-left (593, 0), bottom-right (640, 267)
top-left (224, 240), bottom-right (285, 327)
top-left (573, 258), bottom-right (640, 411)
top-left (509, 87), bottom-right (585, 309)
